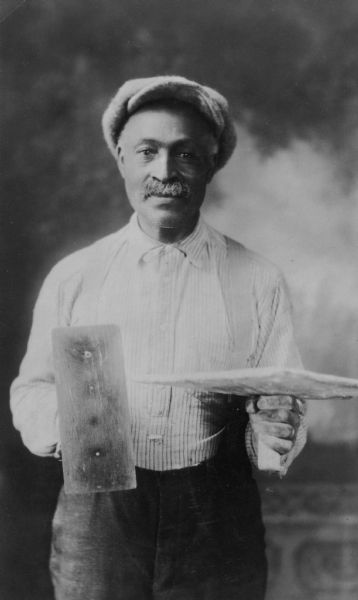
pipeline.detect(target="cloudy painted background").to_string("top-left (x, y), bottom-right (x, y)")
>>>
top-left (1, 1), bottom-right (358, 598)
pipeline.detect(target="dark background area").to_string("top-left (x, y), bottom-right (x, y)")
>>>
top-left (1, 1), bottom-right (358, 598)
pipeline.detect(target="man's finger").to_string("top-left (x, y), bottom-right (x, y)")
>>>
top-left (261, 435), bottom-right (294, 455)
top-left (257, 395), bottom-right (297, 410)
top-left (255, 408), bottom-right (300, 427)
top-left (245, 396), bottom-right (259, 414)
top-left (259, 422), bottom-right (296, 440)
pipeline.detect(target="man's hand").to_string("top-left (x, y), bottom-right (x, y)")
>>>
top-left (246, 395), bottom-right (302, 456)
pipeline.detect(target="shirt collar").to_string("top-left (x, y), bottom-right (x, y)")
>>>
top-left (126, 212), bottom-right (210, 268)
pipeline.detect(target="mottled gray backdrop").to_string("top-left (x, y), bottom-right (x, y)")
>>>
top-left (1, 1), bottom-right (358, 598)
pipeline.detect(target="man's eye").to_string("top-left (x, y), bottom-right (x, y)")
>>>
top-left (138, 148), bottom-right (156, 156)
top-left (177, 152), bottom-right (196, 160)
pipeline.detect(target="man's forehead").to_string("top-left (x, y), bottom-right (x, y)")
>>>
top-left (120, 101), bottom-right (217, 144)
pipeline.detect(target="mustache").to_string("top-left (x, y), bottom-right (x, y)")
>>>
top-left (144, 179), bottom-right (190, 199)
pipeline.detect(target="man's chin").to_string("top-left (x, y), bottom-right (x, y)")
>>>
top-left (147, 197), bottom-right (186, 219)
top-left (148, 206), bottom-right (189, 229)
top-left (153, 212), bottom-right (183, 228)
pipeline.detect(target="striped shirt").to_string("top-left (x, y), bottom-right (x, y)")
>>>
top-left (10, 213), bottom-right (306, 473)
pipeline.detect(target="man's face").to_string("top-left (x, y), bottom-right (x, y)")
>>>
top-left (116, 102), bottom-right (217, 236)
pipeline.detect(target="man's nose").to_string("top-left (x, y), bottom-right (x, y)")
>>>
top-left (152, 152), bottom-right (177, 181)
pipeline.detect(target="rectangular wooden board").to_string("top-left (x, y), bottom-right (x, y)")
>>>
top-left (52, 324), bottom-right (136, 494)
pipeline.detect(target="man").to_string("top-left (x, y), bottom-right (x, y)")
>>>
top-left (10, 76), bottom-right (306, 600)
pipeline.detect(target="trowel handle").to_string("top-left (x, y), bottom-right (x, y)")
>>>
top-left (257, 439), bottom-right (283, 472)
top-left (246, 396), bottom-right (283, 472)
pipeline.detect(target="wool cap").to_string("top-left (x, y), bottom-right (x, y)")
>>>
top-left (102, 75), bottom-right (237, 172)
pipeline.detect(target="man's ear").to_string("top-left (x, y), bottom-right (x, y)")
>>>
top-left (116, 146), bottom-right (125, 178)
top-left (205, 137), bottom-right (218, 183)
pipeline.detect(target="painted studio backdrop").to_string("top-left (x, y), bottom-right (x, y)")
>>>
top-left (1, 1), bottom-right (358, 598)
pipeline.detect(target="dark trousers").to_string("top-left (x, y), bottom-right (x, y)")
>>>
top-left (50, 454), bottom-right (267, 600)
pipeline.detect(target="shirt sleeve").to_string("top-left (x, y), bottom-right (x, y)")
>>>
top-left (9, 267), bottom-right (75, 457)
top-left (9, 233), bottom-right (121, 459)
top-left (245, 271), bottom-right (307, 474)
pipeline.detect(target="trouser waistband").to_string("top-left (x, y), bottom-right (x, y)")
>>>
top-left (135, 446), bottom-right (252, 485)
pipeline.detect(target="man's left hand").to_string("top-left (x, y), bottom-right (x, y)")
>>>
top-left (246, 395), bottom-right (302, 456)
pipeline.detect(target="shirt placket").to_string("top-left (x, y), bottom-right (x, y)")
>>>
top-left (146, 247), bottom-right (178, 464)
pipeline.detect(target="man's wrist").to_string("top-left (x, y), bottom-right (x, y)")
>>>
top-left (54, 442), bottom-right (62, 461)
